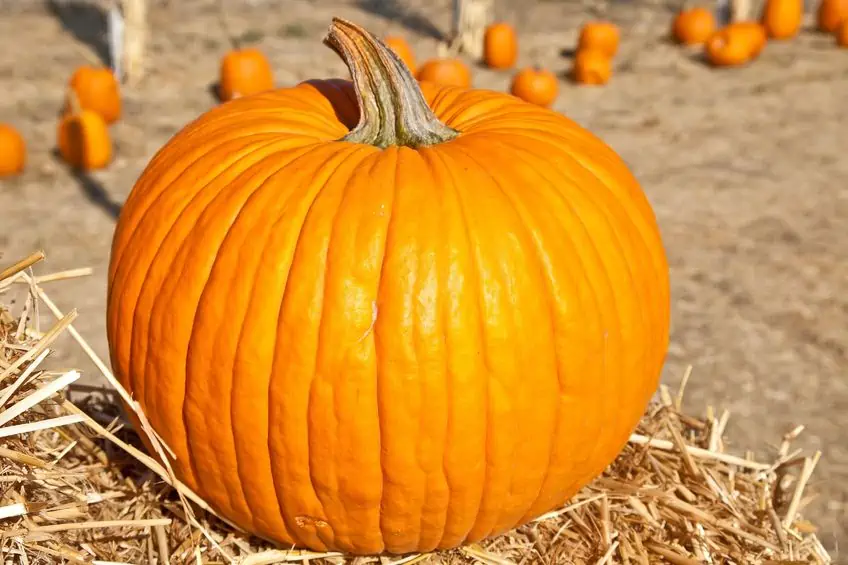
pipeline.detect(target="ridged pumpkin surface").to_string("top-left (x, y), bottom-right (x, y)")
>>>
top-left (107, 37), bottom-right (669, 554)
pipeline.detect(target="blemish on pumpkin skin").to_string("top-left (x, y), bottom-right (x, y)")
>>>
top-left (295, 515), bottom-right (330, 529)
top-left (357, 301), bottom-right (379, 343)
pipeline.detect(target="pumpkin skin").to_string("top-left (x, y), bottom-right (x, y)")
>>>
top-left (383, 36), bottom-right (416, 74)
top-left (483, 22), bottom-right (519, 69)
top-left (672, 7), bottom-right (716, 45)
top-left (761, 0), bottom-right (803, 38)
top-left (577, 21), bottom-right (620, 57)
top-left (818, 0), bottom-right (848, 32)
top-left (571, 49), bottom-right (613, 85)
top-left (57, 108), bottom-right (112, 170)
top-left (0, 124), bottom-right (26, 177)
top-left (705, 22), bottom-right (766, 66)
top-left (107, 18), bottom-right (669, 557)
top-left (510, 67), bottom-right (558, 106)
top-left (219, 48), bottom-right (275, 102)
top-left (416, 58), bottom-right (472, 87)
top-left (67, 66), bottom-right (121, 124)
top-left (837, 19), bottom-right (848, 45)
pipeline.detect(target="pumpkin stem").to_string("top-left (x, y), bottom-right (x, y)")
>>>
top-left (323, 18), bottom-right (459, 149)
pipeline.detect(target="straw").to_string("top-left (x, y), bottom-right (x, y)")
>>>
top-left (0, 251), bottom-right (833, 564)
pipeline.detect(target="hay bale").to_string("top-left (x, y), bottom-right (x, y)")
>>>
top-left (0, 251), bottom-right (833, 564)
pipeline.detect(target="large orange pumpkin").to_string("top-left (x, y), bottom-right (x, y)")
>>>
top-left (761, 0), bottom-right (803, 38)
top-left (107, 17), bottom-right (670, 556)
top-left (0, 124), bottom-right (26, 177)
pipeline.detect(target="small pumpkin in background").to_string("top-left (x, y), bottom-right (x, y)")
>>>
top-left (219, 47), bottom-right (275, 102)
top-left (704, 22), bottom-right (766, 66)
top-left (483, 22), bottom-right (518, 69)
top-left (510, 67), bottom-right (558, 107)
top-left (761, 0), bottom-right (803, 38)
top-left (672, 6), bottom-right (716, 45)
top-left (571, 49), bottom-right (613, 85)
top-left (817, 0), bottom-right (848, 32)
top-left (416, 58), bottom-right (472, 87)
top-left (0, 124), bottom-right (26, 177)
top-left (577, 21), bottom-right (620, 57)
top-left (57, 92), bottom-right (112, 171)
top-left (383, 35), bottom-right (416, 74)
top-left (66, 65), bottom-right (121, 124)
top-left (836, 19), bottom-right (848, 45)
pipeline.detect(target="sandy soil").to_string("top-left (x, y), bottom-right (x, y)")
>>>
top-left (1, 0), bottom-right (846, 557)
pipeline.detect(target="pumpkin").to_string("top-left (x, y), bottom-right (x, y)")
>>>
top-left (106, 17), bottom-right (670, 556)
top-left (577, 21), bottom-right (620, 57)
top-left (571, 49), bottom-right (613, 85)
top-left (383, 35), bottom-right (416, 74)
top-left (57, 93), bottom-right (112, 170)
top-left (837, 19), bottom-right (848, 44)
top-left (416, 57), bottom-right (472, 87)
top-left (483, 22), bottom-right (519, 69)
top-left (510, 67), bottom-right (559, 106)
top-left (761, 0), bottom-right (803, 38)
top-left (672, 7), bottom-right (717, 45)
top-left (66, 65), bottom-right (121, 124)
top-left (219, 47), bottom-right (275, 102)
top-left (0, 124), bottom-right (26, 177)
top-left (704, 22), bottom-right (767, 66)
top-left (817, 0), bottom-right (848, 32)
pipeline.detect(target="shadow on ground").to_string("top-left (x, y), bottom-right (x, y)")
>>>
top-left (354, 0), bottom-right (445, 40)
top-left (52, 149), bottom-right (122, 220)
top-left (46, 0), bottom-right (110, 67)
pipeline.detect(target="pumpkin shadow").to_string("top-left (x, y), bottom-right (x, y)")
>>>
top-left (51, 148), bottom-right (123, 220)
top-left (46, 0), bottom-right (111, 67)
top-left (208, 82), bottom-right (223, 103)
top-left (559, 47), bottom-right (578, 59)
top-left (354, 0), bottom-right (444, 40)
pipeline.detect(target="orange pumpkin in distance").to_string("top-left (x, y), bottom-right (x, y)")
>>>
top-left (672, 7), bottom-right (716, 45)
top-left (67, 65), bottom-right (121, 124)
top-left (383, 35), bottom-right (416, 74)
top-left (571, 48), bottom-right (613, 84)
top-left (483, 22), bottom-right (519, 69)
top-left (106, 17), bottom-right (670, 556)
top-left (761, 0), bottom-right (803, 38)
top-left (577, 21), bottom-right (620, 57)
top-left (510, 67), bottom-right (559, 107)
top-left (219, 47), bottom-right (274, 101)
top-left (57, 107), bottom-right (112, 170)
top-left (704, 22), bottom-right (766, 66)
top-left (818, 0), bottom-right (848, 32)
top-left (416, 57), bottom-right (472, 87)
top-left (837, 20), bottom-right (848, 45)
top-left (0, 124), bottom-right (26, 177)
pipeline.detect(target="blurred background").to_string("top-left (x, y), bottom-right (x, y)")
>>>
top-left (0, 0), bottom-right (846, 558)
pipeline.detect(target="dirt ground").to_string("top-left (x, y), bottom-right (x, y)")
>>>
top-left (1, 0), bottom-right (846, 558)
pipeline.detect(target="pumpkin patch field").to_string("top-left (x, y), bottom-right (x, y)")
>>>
top-left (0, 0), bottom-right (846, 563)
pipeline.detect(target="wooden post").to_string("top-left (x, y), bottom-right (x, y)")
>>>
top-left (119, 0), bottom-right (147, 85)
top-left (442, 0), bottom-right (493, 59)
